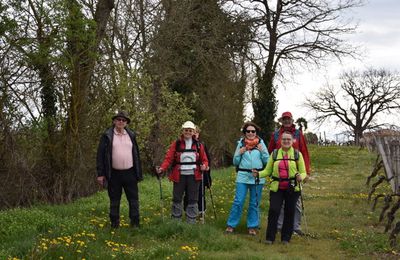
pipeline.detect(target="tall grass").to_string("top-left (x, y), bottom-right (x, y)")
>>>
top-left (1, 145), bottom-right (398, 259)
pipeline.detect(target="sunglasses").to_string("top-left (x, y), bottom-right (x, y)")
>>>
top-left (246, 130), bottom-right (256, 133)
top-left (281, 138), bottom-right (292, 141)
top-left (184, 129), bottom-right (194, 132)
top-left (115, 118), bottom-right (127, 122)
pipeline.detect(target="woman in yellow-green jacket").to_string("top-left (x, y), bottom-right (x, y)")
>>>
top-left (254, 131), bottom-right (307, 244)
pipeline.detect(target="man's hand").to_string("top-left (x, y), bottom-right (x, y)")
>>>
top-left (97, 176), bottom-right (105, 186)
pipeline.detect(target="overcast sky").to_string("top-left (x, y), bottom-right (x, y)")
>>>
top-left (275, 0), bottom-right (400, 141)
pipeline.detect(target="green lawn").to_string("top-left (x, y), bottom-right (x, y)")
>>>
top-left (1, 145), bottom-right (398, 259)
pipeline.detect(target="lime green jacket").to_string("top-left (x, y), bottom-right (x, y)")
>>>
top-left (259, 147), bottom-right (307, 192)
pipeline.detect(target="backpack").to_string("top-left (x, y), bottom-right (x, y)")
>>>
top-left (274, 129), bottom-right (300, 144)
top-left (270, 148), bottom-right (300, 184)
top-left (271, 148), bottom-right (300, 162)
top-left (235, 138), bottom-right (266, 172)
top-left (174, 139), bottom-right (201, 166)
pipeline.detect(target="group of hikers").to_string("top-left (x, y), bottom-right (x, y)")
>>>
top-left (96, 110), bottom-right (310, 245)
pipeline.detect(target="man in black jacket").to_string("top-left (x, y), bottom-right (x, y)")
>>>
top-left (96, 111), bottom-right (143, 228)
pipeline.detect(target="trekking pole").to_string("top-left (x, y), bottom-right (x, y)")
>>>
top-left (254, 173), bottom-right (262, 242)
top-left (155, 166), bottom-right (164, 222)
top-left (208, 185), bottom-right (217, 220)
top-left (201, 171), bottom-right (205, 224)
top-left (299, 183), bottom-right (310, 241)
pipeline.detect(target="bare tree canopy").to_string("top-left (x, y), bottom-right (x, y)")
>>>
top-left (225, 0), bottom-right (363, 139)
top-left (239, 0), bottom-right (363, 69)
top-left (305, 68), bottom-right (400, 145)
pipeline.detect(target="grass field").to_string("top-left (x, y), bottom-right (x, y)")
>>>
top-left (1, 145), bottom-right (398, 259)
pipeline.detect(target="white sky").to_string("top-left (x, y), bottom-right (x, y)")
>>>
top-left (274, 0), bottom-right (400, 141)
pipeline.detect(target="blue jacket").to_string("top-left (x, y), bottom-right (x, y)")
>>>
top-left (233, 137), bottom-right (269, 184)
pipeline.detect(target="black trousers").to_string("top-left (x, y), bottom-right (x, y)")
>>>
top-left (107, 168), bottom-right (139, 225)
top-left (184, 171), bottom-right (211, 212)
top-left (266, 189), bottom-right (300, 242)
top-left (184, 180), bottom-right (206, 212)
top-left (172, 175), bottom-right (200, 221)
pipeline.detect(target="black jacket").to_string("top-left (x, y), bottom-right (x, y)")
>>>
top-left (96, 127), bottom-right (143, 181)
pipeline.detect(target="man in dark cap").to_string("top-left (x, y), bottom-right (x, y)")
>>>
top-left (96, 111), bottom-right (143, 228)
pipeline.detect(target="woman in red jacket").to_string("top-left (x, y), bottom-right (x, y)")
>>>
top-left (268, 111), bottom-right (311, 236)
top-left (156, 121), bottom-right (209, 223)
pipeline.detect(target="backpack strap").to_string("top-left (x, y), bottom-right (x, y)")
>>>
top-left (175, 139), bottom-right (200, 153)
top-left (294, 129), bottom-right (300, 140)
top-left (274, 130), bottom-right (280, 143)
top-left (174, 139), bottom-right (201, 165)
top-left (236, 138), bottom-right (266, 172)
top-left (272, 149), bottom-right (300, 167)
top-left (272, 149), bottom-right (278, 161)
top-left (274, 128), bottom-right (300, 144)
top-left (271, 176), bottom-right (296, 182)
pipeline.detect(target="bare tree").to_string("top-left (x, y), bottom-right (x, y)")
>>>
top-left (225, 0), bottom-right (362, 139)
top-left (305, 69), bottom-right (400, 145)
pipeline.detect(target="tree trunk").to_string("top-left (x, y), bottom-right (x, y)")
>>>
top-left (147, 79), bottom-right (164, 169)
top-left (64, 0), bottom-right (114, 201)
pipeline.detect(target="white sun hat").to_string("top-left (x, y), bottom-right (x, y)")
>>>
top-left (181, 121), bottom-right (196, 129)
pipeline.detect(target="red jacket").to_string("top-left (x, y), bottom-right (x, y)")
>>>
top-left (268, 125), bottom-right (311, 175)
top-left (160, 137), bottom-right (209, 182)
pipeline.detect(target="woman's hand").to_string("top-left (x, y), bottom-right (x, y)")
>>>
top-left (156, 166), bottom-right (164, 175)
top-left (257, 143), bottom-right (263, 151)
top-left (296, 173), bottom-right (302, 183)
top-left (239, 147), bottom-right (246, 154)
top-left (252, 169), bottom-right (259, 178)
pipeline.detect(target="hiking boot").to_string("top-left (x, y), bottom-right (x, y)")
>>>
top-left (248, 228), bottom-right (257, 236)
top-left (224, 226), bottom-right (234, 234)
top-left (281, 241), bottom-right (289, 245)
top-left (111, 221), bottom-right (120, 229)
top-left (130, 222), bottom-right (140, 228)
top-left (294, 230), bottom-right (305, 236)
top-left (130, 217), bottom-right (140, 228)
top-left (264, 240), bottom-right (273, 245)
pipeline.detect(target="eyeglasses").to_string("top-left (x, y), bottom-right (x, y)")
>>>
top-left (116, 118), bottom-right (127, 122)
top-left (246, 130), bottom-right (256, 133)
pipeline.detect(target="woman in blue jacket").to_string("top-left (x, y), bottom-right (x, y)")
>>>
top-left (225, 122), bottom-right (269, 235)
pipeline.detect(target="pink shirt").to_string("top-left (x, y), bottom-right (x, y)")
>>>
top-left (112, 128), bottom-right (133, 170)
top-left (278, 155), bottom-right (289, 190)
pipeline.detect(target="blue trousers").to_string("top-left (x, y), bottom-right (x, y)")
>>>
top-left (227, 182), bottom-right (263, 229)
